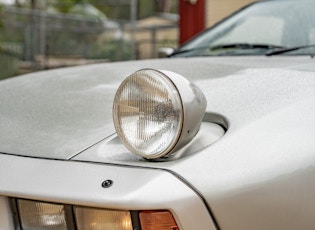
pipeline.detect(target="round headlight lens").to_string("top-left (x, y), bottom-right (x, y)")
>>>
top-left (113, 69), bottom-right (183, 159)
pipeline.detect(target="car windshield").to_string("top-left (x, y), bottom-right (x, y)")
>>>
top-left (172, 0), bottom-right (315, 57)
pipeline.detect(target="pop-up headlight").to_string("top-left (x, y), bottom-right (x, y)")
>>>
top-left (113, 69), bottom-right (206, 160)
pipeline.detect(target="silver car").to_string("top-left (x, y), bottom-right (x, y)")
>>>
top-left (1, 0), bottom-right (315, 229)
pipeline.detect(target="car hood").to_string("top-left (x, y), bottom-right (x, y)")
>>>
top-left (0, 56), bottom-right (315, 162)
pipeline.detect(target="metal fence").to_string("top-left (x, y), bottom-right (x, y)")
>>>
top-left (0, 5), bottom-right (178, 78)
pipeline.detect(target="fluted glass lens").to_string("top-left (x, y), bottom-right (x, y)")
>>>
top-left (113, 69), bottom-right (183, 159)
top-left (18, 199), bottom-right (67, 230)
top-left (75, 207), bottom-right (132, 230)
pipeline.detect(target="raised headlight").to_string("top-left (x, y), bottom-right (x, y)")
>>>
top-left (113, 69), bottom-right (206, 160)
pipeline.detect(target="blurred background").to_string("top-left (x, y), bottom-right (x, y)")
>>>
top-left (0, 0), bottom-right (254, 79)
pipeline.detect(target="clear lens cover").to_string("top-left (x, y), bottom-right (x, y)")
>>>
top-left (113, 69), bottom-right (183, 159)
top-left (74, 207), bottom-right (132, 230)
top-left (17, 199), bottom-right (67, 230)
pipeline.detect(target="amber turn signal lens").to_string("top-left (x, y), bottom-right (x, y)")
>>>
top-left (139, 210), bottom-right (179, 230)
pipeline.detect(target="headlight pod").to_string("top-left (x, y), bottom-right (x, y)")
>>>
top-left (113, 69), bottom-right (207, 160)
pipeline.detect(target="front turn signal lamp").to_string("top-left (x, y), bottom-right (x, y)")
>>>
top-left (113, 69), bottom-right (207, 160)
top-left (139, 210), bottom-right (179, 230)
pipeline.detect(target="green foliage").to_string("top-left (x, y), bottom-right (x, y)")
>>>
top-left (0, 4), bottom-right (3, 28)
top-left (138, 0), bottom-right (155, 19)
top-left (52, 0), bottom-right (85, 13)
top-left (45, 29), bottom-right (132, 62)
top-left (0, 53), bottom-right (19, 80)
top-left (91, 0), bottom-right (155, 20)
top-left (91, 1), bottom-right (130, 20)
top-left (87, 39), bottom-right (132, 61)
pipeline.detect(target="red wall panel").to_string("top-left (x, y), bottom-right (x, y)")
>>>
top-left (179, 0), bottom-right (205, 44)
